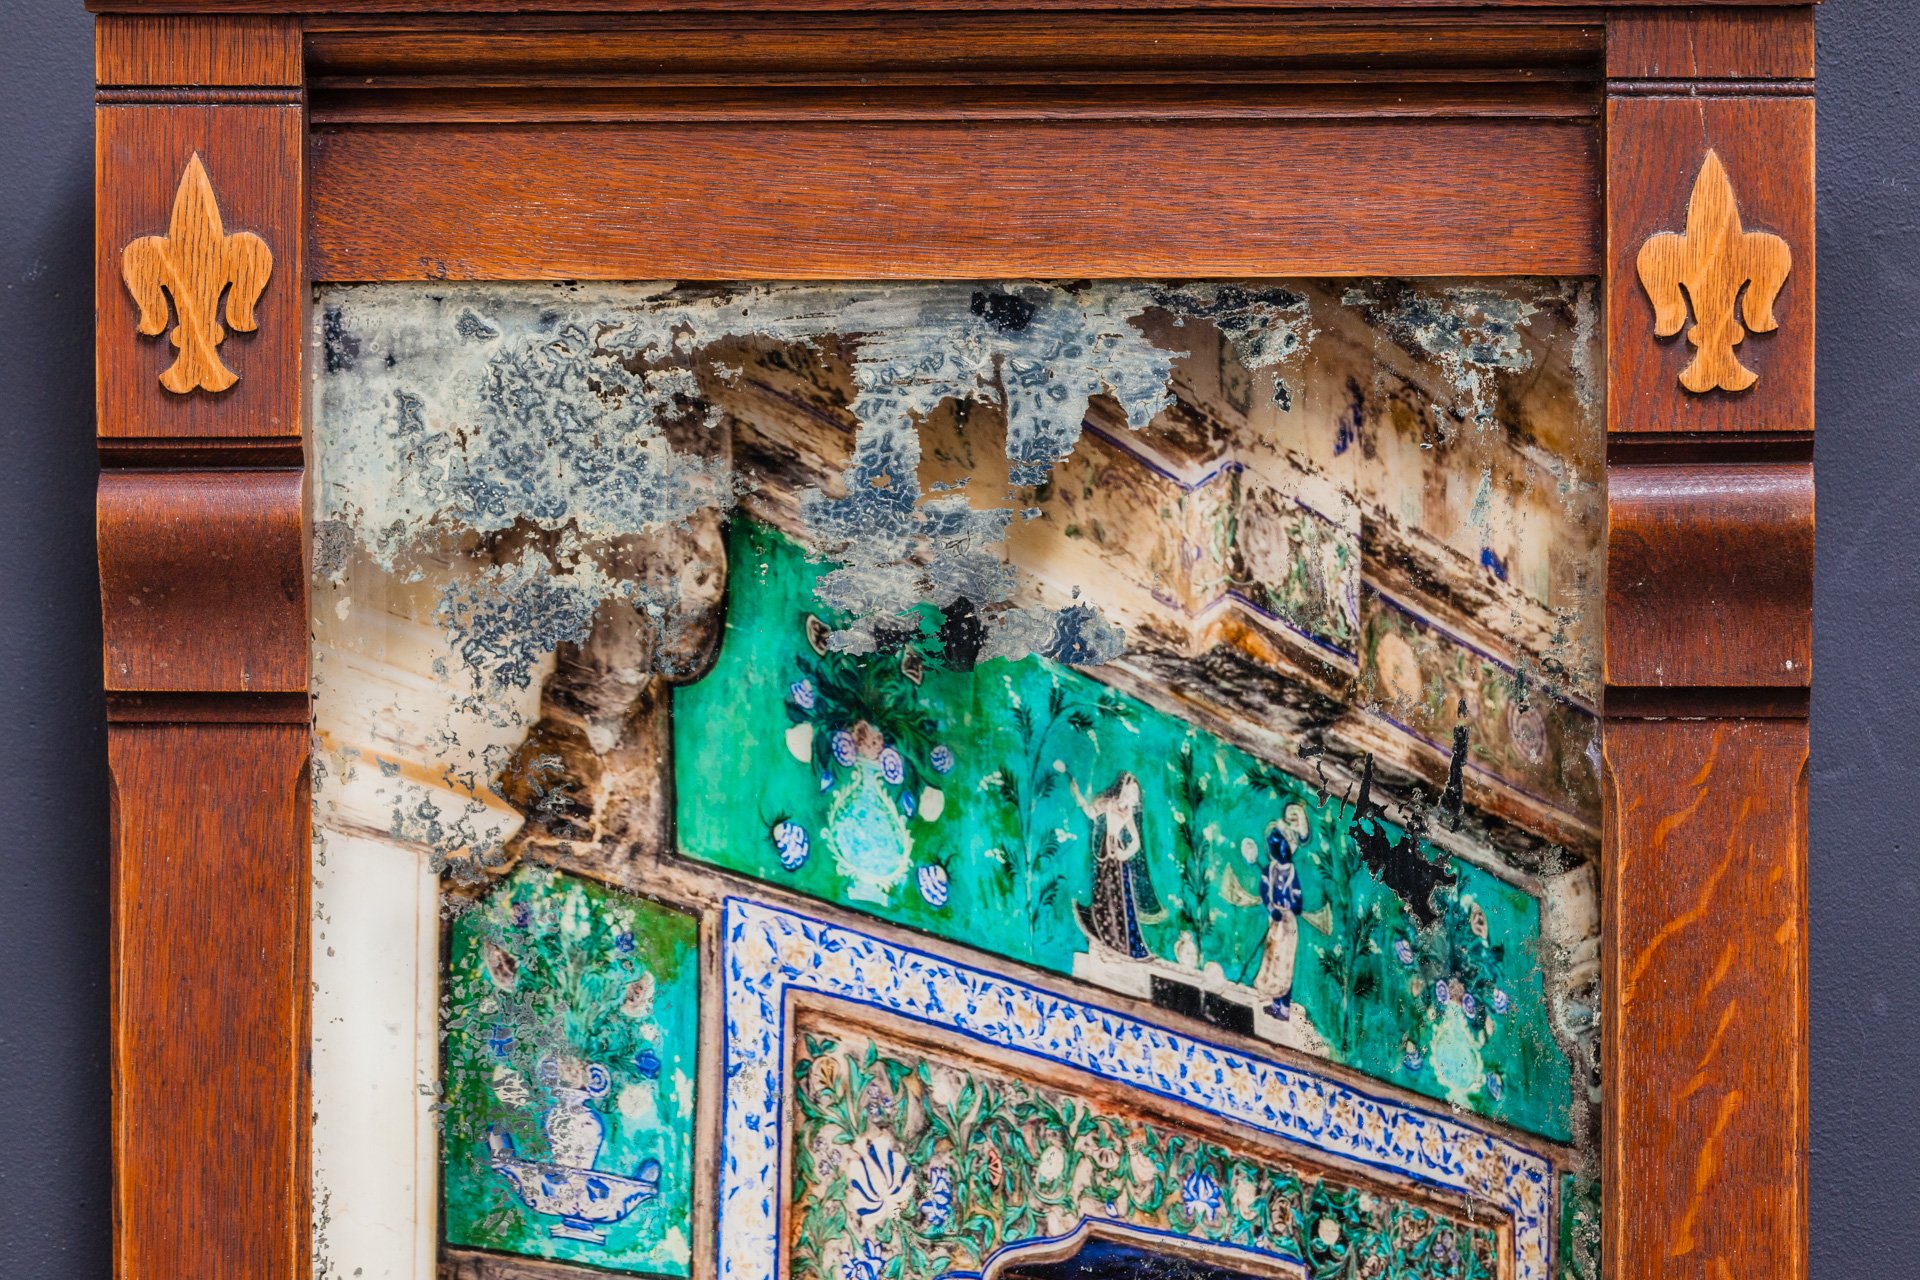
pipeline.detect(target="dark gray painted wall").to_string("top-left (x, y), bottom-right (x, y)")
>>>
top-left (0, 3), bottom-right (1910, 1275)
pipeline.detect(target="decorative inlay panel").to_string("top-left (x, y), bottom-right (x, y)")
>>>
top-left (121, 152), bottom-right (273, 394)
top-left (1636, 151), bottom-right (1792, 394)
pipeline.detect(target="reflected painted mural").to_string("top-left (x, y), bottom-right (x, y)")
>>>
top-left (307, 279), bottom-right (1602, 1280)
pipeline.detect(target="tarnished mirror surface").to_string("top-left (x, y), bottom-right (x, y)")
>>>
top-left (307, 281), bottom-right (1602, 1280)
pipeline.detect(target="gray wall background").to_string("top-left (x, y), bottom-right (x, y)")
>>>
top-left (2, 2), bottom-right (1912, 1274)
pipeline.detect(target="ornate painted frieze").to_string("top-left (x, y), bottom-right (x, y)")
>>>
top-left (789, 1016), bottom-right (1501, 1280)
top-left (441, 867), bottom-right (698, 1274)
top-left (679, 521), bottom-right (1577, 1140)
top-left (306, 279), bottom-right (1602, 1280)
top-left (720, 899), bottom-right (1557, 1280)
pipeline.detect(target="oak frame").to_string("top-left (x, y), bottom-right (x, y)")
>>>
top-left (90, 5), bottom-right (1814, 1280)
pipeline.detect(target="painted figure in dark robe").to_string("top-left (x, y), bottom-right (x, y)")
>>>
top-left (1253, 803), bottom-right (1309, 1019)
top-left (1071, 772), bottom-right (1163, 960)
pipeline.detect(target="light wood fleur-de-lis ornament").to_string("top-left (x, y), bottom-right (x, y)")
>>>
top-left (121, 153), bottom-right (273, 394)
top-left (1636, 150), bottom-right (1792, 394)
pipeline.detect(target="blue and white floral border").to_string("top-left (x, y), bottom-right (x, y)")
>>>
top-left (719, 897), bottom-right (1554, 1280)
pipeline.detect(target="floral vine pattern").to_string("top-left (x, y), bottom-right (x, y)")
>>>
top-left (719, 899), bottom-right (1556, 1280)
top-left (790, 1022), bottom-right (1500, 1280)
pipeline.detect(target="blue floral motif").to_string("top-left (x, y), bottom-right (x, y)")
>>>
top-left (1491, 988), bottom-right (1510, 1015)
top-left (1485, 1073), bottom-right (1504, 1100)
top-left (919, 1164), bottom-right (954, 1230)
top-left (879, 746), bottom-right (906, 785)
top-left (847, 1139), bottom-right (913, 1224)
top-left (929, 745), bottom-right (955, 775)
top-left (1434, 978), bottom-right (1452, 1006)
top-left (831, 731), bottom-right (857, 766)
top-left (633, 1047), bottom-right (662, 1079)
top-left (899, 790), bottom-right (916, 817)
top-left (1181, 1168), bottom-right (1224, 1222)
top-left (1394, 938), bottom-right (1416, 966)
top-left (772, 819), bottom-right (811, 870)
top-left (842, 1239), bottom-right (891, 1280)
top-left (789, 678), bottom-right (818, 710)
top-left (917, 864), bottom-right (950, 908)
top-left (612, 930), bottom-right (636, 954)
top-left (1461, 992), bottom-right (1478, 1019)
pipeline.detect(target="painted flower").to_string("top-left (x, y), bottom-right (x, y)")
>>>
top-left (917, 863), bottom-right (950, 908)
top-left (632, 1047), bottom-right (662, 1079)
top-left (930, 745), bottom-right (954, 774)
top-left (847, 1136), bottom-right (914, 1226)
top-left (878, 746), bottom-right (906, 785)
top-left (1434, 978), bottom-right (1452, 1006)
top-left (485, 1025), bottom-right (515, 1058)
top-left (1485, 1073), bottom-right (1504, 1100)
top-left (1432, 1231), bottom-right (1459, 1265)
top-left (772, 819), bottom-right (811, 870)
top-left (842, 1239), bottom-right (891, 1280)
top-left (1394, 938), bottom-right (1416, 966)
top-left (899, 789), bottom-right (916, 817)
top-left (789, 678), bottom-right (817, 710)
top-left (1315, 1217), bottom-right (1342, 1247)
top-left (1461, 991), bottom-right (1478, 1019)
top-left (919, 1164), bottom-right (955, 1231)
top-left (1182, 1169), bottom-right (1224, 1222)
top-left (1402, 1042), bottom-right (1425, 1073)
top-left (1491, 988), bottom-right (1510, 1015)
top-left (830, 730), bottom-right (857, 766)
top-left (612, 930), bottom-right (636, 955)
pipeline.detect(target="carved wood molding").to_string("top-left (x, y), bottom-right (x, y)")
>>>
top-left (1602, 14), bottom-right (1812, 1280)
top-left (89, 9), bottom-right (1818, 1280)
top-left (121, 152), bottom-right (273, 394)
top-left (1637, 151), bottom-right (1792, 394)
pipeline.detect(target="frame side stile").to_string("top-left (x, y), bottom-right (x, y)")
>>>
top-left (95, 14), bottom-right (312, 1280)
top-left (1602, 9), bottom-right (1814, 1280)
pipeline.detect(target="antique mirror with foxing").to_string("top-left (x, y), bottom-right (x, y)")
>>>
top-left (91, 6), bottom-right (1814, 1280)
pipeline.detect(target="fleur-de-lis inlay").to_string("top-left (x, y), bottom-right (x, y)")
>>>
top-left (121, 153), bottom-right (273, 394)
top-left (1636, 150), bottom-right (1792, 394)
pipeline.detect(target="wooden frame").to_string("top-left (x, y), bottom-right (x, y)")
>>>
top-left (90, 5), bottom-right (1813, 1280)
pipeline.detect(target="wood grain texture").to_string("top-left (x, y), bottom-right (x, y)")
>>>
top-left (98, 469), bottom-right (308, 693)
top-left (1635, 150), bottom-right (1792, 394)
top-left (1607, 93), bottom-right (1813, 432)
top-left (302, 13), bottom-right (1602, 82)
top-left (309, 118), bottom-right (1601, 280)
top-left (1606, 5), bottom-right (1816, 80)
top-left (1602, 716), bottom-right (1807, 1280)
top-left (96, 13), bottom-right (302, 86)
top-left (121, 153), bottom-right (274, 394)
top-left (111, 722), bottom-right (310, 1280)
top-left (98, 104), bottom-right (302, 437)
top-left (1605, 460), bottom-right (1812, 689)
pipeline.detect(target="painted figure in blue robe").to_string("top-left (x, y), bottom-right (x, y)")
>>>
top-left (1071, 772), bottom-right (1164, 960)
top-left (1253, 803), bottom-right (1309, 1020)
